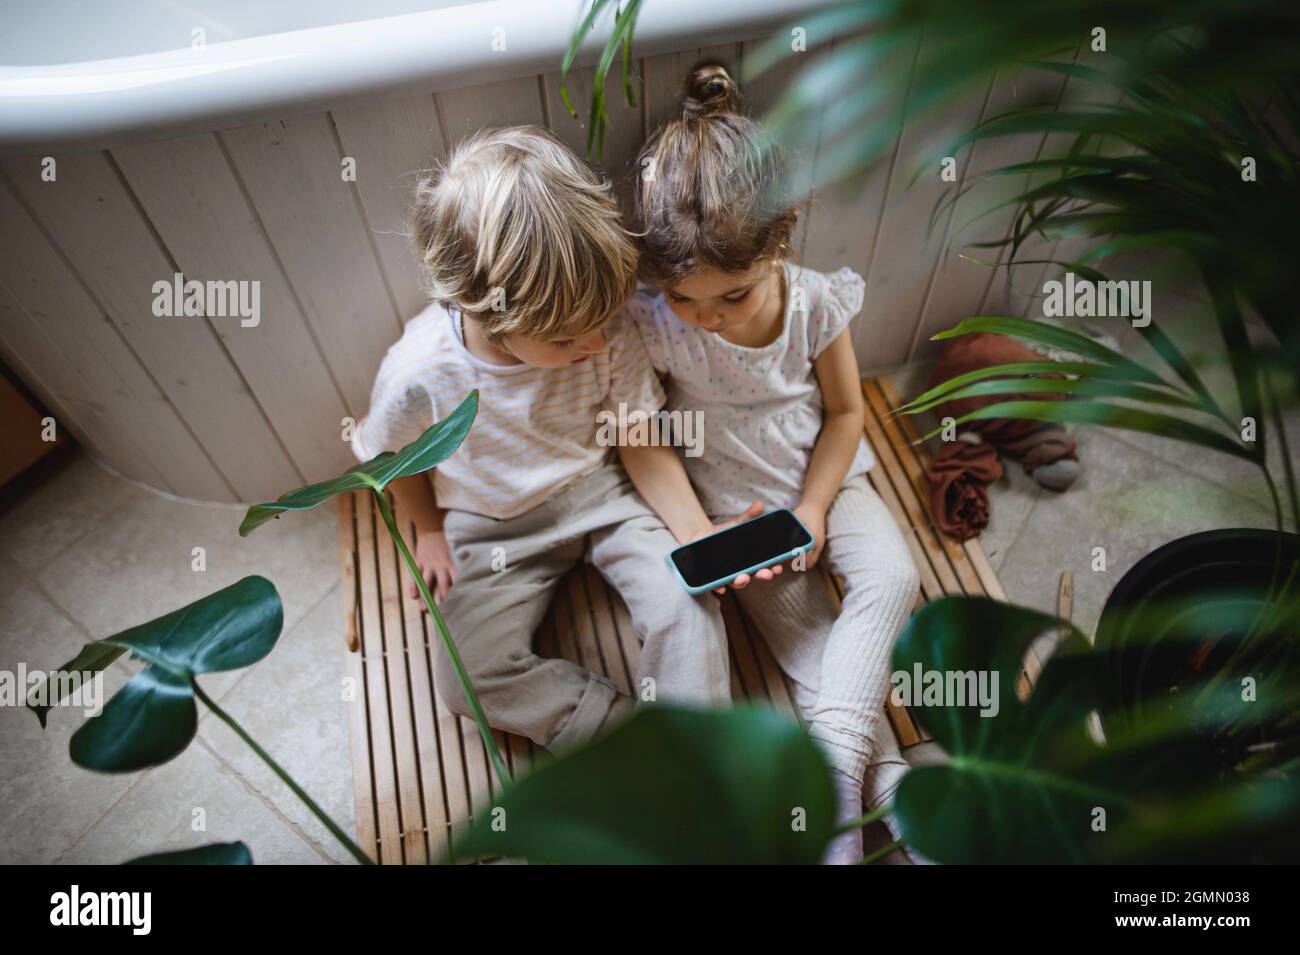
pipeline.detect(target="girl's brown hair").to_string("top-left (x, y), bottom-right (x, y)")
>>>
top-left (630, 63), bottom-right (798, 287)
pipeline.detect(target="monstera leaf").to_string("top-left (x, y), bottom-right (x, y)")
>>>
top-left (891, 596), bottom-right (1300, 863)
top-left (890, 597), bottom-right (1120, 864)
top-left (452, 706), bottom-right (836, 864)
top-left (27, 576), bottom-right (370, 862)
top-left (30, 576), bottom-right (284, 773)
top-left (26, 641), bottom-right (129, 728)
top-left (125, 841), bottom-right (253, 865)
top-left (239, 390), bottom-right (478, 536)
top-left (71, 668), bottom-right (198, 773)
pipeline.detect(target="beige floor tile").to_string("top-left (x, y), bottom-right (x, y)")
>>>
top-left (0, 560), bottom-right (137, 863)
top-left (57, 741), bottom-right (328, 865)
top-left (197, 587), bottom-right (357, 863)
top-left (37, 479), bottom-right (339, 701)
top-left (0, 454), bottom-right (139, 574)
top-left (995, 425), bottom-right (1276, 639)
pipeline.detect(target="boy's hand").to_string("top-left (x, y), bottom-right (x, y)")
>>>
top-left (686, 501), bottom-right (785, 595)
top-left (793, 502), bottom-right (827, 570)
top-left (410, 529), bottom-right (457, 608)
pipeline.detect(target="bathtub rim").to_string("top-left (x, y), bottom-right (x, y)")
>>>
top-left (0, 0), bottom-right (830, 156)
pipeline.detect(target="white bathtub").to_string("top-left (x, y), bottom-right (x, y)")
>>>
top-left (0, 0), bottom-right (827, 152)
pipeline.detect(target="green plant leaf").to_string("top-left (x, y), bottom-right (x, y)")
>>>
top-left (25, 642), bottom-right (128, 728)
top-left (894, 359), bottom-right (1166, 417)
top-left (70, 666), bottom-right (197, 772)
top-left (560, 0), bottom-right (642, 161)
top-left (891, 595), bottom-right (1300, 863)
top-left (451, 706), bottom-right (835, 864)
top-left (240, 390), bottom-right (478, 536)
top-left (125, 841), bottom-right (254, 865)
top-left (58, 576), bottom-right (283, 772)
top-left (560, 0), bottom-right (613, 87)
top-left (931, 316), bottom-right (1168, 386)
top-left (890, 597), bottom-right (1121, 863)
top-left (1132, 312), bottom-right (1225, 420)
top-left (1204, 269), bottom-right (1267, 458)
top-left (36, 582), bottom-right (370, 861)
top-left (900, 374), bottom-right (1201, 418)
top-left (742, 3), bottom-right (877, 80)
top-left (101, 575), bottom-right (283, 677)
top-left (918, 398), bottom-right (1254, 460)
top-left (1104, 776), bottom-right (1300, 863)
top-left (26, 575), bottom-right (281, 732)
top-left (589, 0), bottom-right (640, 162)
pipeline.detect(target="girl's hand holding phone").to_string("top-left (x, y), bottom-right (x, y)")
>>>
top-left (670, 503), bottom-right (817, 596)
top-left (686, 501), bottom-right (786, 594)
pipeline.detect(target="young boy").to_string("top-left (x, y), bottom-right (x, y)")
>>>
top-left (351, 126), bottom-right (748, 751)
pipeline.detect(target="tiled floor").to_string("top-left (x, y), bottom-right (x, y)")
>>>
top-left (1, 358), bottom-right (1293, 863)
top-left (0, 454), bottom-right (352, 864)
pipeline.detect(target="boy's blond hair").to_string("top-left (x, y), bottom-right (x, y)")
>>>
top-left (411, 126), bottom-right (637, 342)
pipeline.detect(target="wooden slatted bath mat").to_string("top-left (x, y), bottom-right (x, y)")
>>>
top-left (337, 375), bottom-right (1033, 863)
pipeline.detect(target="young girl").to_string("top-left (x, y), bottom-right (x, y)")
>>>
top-left (624, 65), bottom-right (921, 863)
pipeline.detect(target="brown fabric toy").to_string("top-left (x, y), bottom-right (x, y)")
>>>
top-left (929, 435), bottom-right (1004, 540)
top-left (924, 332), bottom-right (1081, 541)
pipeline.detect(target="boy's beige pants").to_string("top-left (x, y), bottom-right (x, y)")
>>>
top-left (435, 461), bottom-right (730, 751)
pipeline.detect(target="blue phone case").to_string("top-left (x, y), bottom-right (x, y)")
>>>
top-left (666, 508), bottom-right (815, 595)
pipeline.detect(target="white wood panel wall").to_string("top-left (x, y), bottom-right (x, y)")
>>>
top-left (0, 35), bottom-right (1051, 503)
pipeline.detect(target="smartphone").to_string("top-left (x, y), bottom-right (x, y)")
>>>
top-left (667, 509), bottom-right (814, 595)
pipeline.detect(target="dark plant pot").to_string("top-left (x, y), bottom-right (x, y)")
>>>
top-left (1094, 528), bottom-right (1299, 763)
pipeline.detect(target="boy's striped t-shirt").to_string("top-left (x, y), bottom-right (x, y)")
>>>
top-left (352, 302), bottom-right (665, 520)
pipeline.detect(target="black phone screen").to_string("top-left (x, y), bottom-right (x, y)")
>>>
top-left (670, 510), bottom-right (813, 589)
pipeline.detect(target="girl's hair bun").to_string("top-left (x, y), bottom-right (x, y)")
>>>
top-left (632, 59), bottom-right (795, 287)
top-left (682, 63), bottom-right (742, 117)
